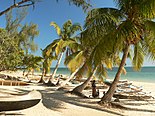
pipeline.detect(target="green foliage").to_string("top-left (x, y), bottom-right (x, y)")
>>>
top-left (50, 22), bottom-right (61, 36)
top-left (0, 0), bottom-right (90, 17)
top-left (66, 0), bottom-right (91, 11)
top-left (0, 9), bottom-right (40, 72)
top-left (43, 20), bottom-right (83, 73)
top-left (22, 55), bottom-right (43, 72)
top-left (18, 23), bottom-right (39, 53)
top-left (142, 21), bottom-right (155, 61)
top-left (42, 49), bottom-right (57, 74)
top-left (65, 51), bottom-right (85, 72)
top-left (6, 10), bottom-right (39, 54)
top-left (114, 0), bottom-right (155, 18)
top-left (82, 0), bottom-right (155, 75)
top-left (132, 43), bottom-right (144, 71)
top-left (6, 8), bottom-right (28, 34)
top-left (80, 0), bottom-right (155, 102)
top-left (96, 64), bottom-right (108, 81)
top-left (0, 28), bottom-right (24, 71)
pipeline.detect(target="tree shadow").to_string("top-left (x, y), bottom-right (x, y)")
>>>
top-left (41, 88), bottom-right (125, 116)
top-left (0, 112), bottom-right (24, 115)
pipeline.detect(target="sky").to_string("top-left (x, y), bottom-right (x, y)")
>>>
top-left (0, 0), bottom-right (154, 67)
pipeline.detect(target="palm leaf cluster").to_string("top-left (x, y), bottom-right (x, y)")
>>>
top-left (56, 0), bottom-right (91, 11)
top-left (69, 1), bottom-right (155, 97)
top-left (69, 8), bottom-right (124, 81)
top-left (79, 0), bottom-right (155, 102)
top-left (42, 20), bottom-right (82, 75)
top-left (83, 1), bottom-right (155, 72)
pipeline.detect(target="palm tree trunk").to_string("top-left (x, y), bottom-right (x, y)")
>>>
top-left (49, 52), bottom-right (64, 81)
top-left (59, 67), bottom-right (81, 87)
top-left (38, 68), bottom-right (45, 83)
top-left (72, 68), bottom-right (97, 94)
top-left (100, 44), bottom-right (130, 102)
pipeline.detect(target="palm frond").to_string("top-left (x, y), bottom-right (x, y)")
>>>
top-left (142, 36), bottom-right (155, 61)
top-left (138, 0), bottom-right (155, 18)
top-left (50, 22), bottom-right (61, 36)
top-left (142, 20), bottom-right (155, 60)
top-left (43, 55), bottom-right (56, 74)
top-left (145, 20), bottom-right (155, 37)
top-left (70, 23), bottom-right (82, 35)
top-left (65, 51), bottom-right (85, 72)
top-left (132, 43), bottom-right (144, 71)
top-left (104, 59), bottom-right (113, 70)
top-left (88, 32), bottom-right (116, 67)
top-left (74, 61), bottom-right (90, 79)
top-left (96, 64), bottom-right (108, 80)
top-left (67, 0), bottom-right (91, 11)
top-left (62, 20), bottom-right (72, 34)
top-left (81, 8), bottom-right (123, 48)
top-left (85, 8), bottom-right (123, 30)
top-left (114, 0), bottom-right (155, 18)
top-left (43, 39), bottom-right (60, 56)
top-left (54, 39), bottom-right (65, 55)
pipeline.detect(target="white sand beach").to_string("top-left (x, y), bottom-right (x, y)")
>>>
top-left (0, 72), bottom-right (155, 116)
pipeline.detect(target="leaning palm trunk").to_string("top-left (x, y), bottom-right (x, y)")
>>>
top-left (49, 52), bottom-right (64, 82)
top-left (59, 66), bottom-right (82, 87)
top-left (38, 75), bottom-right (44, 83)
top-left (71, 68), bottom-right (97, 94)
top-left (100, 44), bottom-right (130, 102)
top-left (38, 68), bottom-right (45, 83)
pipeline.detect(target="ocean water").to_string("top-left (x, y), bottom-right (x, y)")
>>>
top-left (50, 67), bottom-right (155, 83)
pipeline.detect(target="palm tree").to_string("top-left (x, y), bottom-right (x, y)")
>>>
top-left (69, 50), bottom-right (124, 95)
top-left (64, 32), bottom-right (123, 95)
top-left (83, 1), bottom-right (155, 102)
top-left (44, 20), bottom-right (82, 84)
top-left (38, 48), bottom-right (56, 83)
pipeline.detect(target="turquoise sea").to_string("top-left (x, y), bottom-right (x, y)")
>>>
top-left (50, 67), bottom-right (155, 83)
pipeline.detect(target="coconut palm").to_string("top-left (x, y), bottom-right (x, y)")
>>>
top-left (38, 48), bottom-right (57, 83)
top-left (68, 50), bottom-right (125, 95)
top-left (43, 20), bottom-right (82, 84)
top-left (83, 0), bottom-right (155, 102)
top-left (64, 32), bottom-right (125, 95)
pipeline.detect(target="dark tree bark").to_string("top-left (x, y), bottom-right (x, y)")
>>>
top-left (47, 52), bottom-right (64, 84)
top-left (38, 68), bottom-right (45, 83)
top-left (100, 43), bottom-right (130, 102)
top-left (0, 0), bottom-right (34, 16)
top-left (71, 68), bottom-right (97, 94)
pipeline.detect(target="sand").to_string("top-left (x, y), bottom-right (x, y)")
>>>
top-left (0, 71), bottom-right (155, 116)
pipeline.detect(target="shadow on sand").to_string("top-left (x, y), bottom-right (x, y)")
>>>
top-left (41, 88), bottom-right (125, 116)
top-left (40, 88), bottom-right (155, 116)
